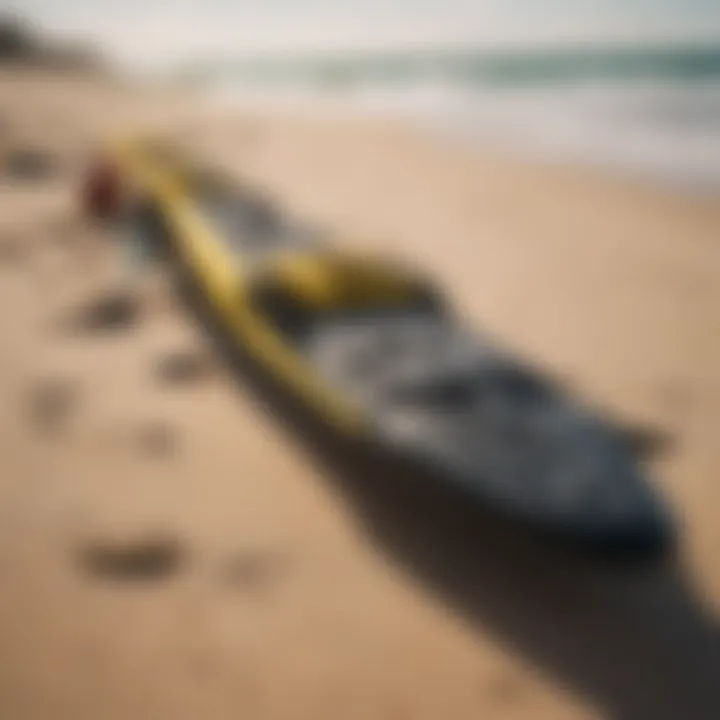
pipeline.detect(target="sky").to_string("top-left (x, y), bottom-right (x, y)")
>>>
top-left (9, 0), bottom-right (720, 67)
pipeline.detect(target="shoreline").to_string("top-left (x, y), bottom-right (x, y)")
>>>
top-left (191, 85), bottom-right (720, 199)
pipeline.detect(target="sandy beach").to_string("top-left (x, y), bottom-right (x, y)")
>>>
top-left (1, 69), bottom-right (720, 720)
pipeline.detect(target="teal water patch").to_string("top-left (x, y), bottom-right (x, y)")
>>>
top-left (181, 44), bottom-right (720, 89)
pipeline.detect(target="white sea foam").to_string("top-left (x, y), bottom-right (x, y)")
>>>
top-left (203, 56), bottom-right (720, 192)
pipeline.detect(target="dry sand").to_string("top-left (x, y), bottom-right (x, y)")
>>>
top-left (0, 71), bottom-right (719, 720)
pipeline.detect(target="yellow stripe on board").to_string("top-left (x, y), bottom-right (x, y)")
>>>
top-left (111, 137), bottom-right (364, 435)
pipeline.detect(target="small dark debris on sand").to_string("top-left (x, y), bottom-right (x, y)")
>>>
top-left (27, 378), bottom-right (78, 435)
top-left (155, 349), bottom-right (215, 386)
top-left (80, 534), bottom-right (184, 582)
top-left (67, 290), bottom-right (141, 334)
top-left (2, 146), bottom-right (59, 182)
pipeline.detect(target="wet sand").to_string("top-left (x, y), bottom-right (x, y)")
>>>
top-left (1, 72), bottom-right (719, 720)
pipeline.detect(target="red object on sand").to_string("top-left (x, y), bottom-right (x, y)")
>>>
top-left (82, 157), bottom-right (123, 221)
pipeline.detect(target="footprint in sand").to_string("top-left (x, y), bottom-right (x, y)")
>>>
top-left (154, 348), bottom-right (217, 387)
top-left (64, 290), bottom-right (142, 335)
top-left (79, 533), bottom-right (185, 582)
top-left (2, 145), bottom-right (60, 183)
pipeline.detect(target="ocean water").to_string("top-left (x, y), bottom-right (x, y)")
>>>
top-left (192, 45), bottom-right (720, 191)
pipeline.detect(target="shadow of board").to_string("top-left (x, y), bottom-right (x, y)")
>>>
top-left (156, 226), bottom-right (720, 720)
